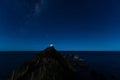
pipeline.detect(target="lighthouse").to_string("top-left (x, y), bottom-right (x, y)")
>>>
top-left (50, 43), bottom-right (54, 47)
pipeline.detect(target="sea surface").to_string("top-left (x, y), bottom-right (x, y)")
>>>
top-left (0, 51), bottom-right (120, 80)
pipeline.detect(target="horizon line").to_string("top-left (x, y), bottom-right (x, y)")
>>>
top-left (0, 50), bottom-right (120, 52)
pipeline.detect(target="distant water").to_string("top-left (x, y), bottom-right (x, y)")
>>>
top-left (0, 51), bottom-right (120, 79)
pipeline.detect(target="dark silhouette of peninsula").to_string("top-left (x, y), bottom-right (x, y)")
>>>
top-left (6, 46), bottom-right (78, 80)
top-left (6, 46), bottom-right (118, 80)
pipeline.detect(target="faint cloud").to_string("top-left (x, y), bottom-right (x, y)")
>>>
top-left (34, 0), bottom-right (46, 15)
top-left (34, 3), bottom-right (41, 15)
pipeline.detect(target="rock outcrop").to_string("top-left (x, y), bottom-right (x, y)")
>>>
top-left (6, 46), bottom-right (78, 80)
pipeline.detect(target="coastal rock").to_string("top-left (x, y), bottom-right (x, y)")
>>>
top-left (6, 46), bottom-right (78, 80)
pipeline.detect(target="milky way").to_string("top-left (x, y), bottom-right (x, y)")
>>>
top-left (0, 0), bottom-right (120, 50)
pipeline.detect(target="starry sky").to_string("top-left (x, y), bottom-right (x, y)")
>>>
top-left (0, 0), bottom-right (120, 51)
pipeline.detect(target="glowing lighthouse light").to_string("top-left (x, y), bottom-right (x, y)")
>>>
top-left (50, 44), bottom-right (54, 47)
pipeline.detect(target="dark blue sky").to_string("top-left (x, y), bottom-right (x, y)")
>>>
top-left (0, 0), bottom-right (120, 51)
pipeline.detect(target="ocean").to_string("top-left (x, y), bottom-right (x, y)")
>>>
top-left (0, 51), bottom-right (120, 80)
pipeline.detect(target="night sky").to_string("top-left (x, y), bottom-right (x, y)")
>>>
top-left (0, 0), bottom-right (120, 51)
